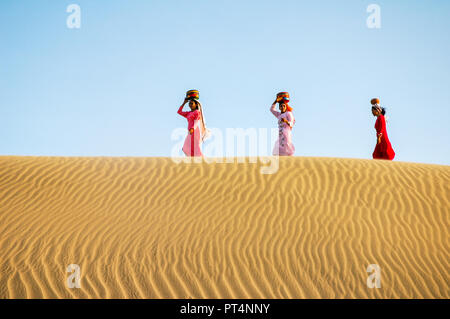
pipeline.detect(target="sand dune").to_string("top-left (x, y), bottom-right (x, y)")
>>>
top-left (0, 156), bottom-right (448, 298)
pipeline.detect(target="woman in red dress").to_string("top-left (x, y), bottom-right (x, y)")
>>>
top-left (371, 98), bottom-right (395, 160)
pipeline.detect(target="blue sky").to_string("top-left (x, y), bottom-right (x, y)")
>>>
top-left (1, 0), bottom-right (449, 165)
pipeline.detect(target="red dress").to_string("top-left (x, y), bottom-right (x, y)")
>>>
top-left (372, 115), bottom-right (395, 160)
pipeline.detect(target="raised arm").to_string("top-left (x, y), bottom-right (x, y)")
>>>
top-left (177, 98), bottom-right (189, 118)
top-left (270, 102), bottom-right (280, 118)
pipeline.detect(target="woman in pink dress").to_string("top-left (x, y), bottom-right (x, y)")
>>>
top-left (177, 98), bottom-right (208, 157)
top-left (270, 96), bottom-right (295, 156)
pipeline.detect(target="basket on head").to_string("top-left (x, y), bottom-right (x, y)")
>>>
top-left (371, 98), bottom-right (380, 105)
top-left (186, 90), bottom-right (199, 101)
top-left (277, 92), bottom-right (290, 103)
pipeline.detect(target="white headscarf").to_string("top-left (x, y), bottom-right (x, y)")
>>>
top-left (196, 101), bottom-right (211, 142)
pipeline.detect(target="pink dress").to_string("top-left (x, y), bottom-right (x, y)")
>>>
top-left (270, 104), bottom-right (295, 156)
top-left (177, 106), bottom-right (203, 157)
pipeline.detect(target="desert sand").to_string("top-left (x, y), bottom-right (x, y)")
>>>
top-left (0, 156), bottom-right (448, 298)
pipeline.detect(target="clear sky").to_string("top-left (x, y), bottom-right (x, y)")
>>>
top-left (1, 0), bottom-right (449, 165)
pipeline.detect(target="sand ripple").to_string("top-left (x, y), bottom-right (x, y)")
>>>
top-left (0, 156), bottom-right (448, 298)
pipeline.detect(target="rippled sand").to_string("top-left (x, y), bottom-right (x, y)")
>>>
top-left (0, 156), bottom-right (448, 298)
